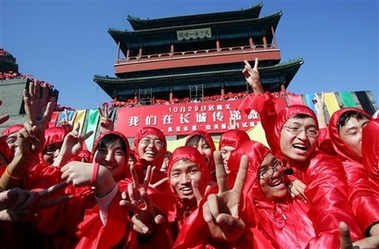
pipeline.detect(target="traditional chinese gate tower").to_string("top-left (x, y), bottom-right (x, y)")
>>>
top-left (94, 3), bottom-right (304, 139)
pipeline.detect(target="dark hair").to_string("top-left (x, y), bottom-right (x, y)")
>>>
top-left (186, 135), bottom-right (208, 147)
top-left (337, 111), bottom-right (370, 130)
top-left (165, 151), bottom-right (172, 159)
top-left (94, 133), bottom-right (128, 154)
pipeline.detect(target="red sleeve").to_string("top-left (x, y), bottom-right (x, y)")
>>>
top-left (76, 193), bottom-right (137, 249)
top-left (303, 153), bottom-right (364, 246)
top-left (24, 163), bottom-right (68, 236)
top-left (23, 163), bottom-right (62, 191)
top-left (316, 127), bottom-right (336, 155)
top-left (343, 161), bottom-right (379, 233)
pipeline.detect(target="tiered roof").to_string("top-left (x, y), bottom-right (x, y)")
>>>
top-left (95, 3), bottom-right (303, 103)
top-left (109, 11), bottom-right (282, 57)
top-left (127, 2), bottom-right (263, 30)
top-left (94, 57), bottom-right (303, 99)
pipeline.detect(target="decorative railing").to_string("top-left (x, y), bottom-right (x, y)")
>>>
top-left (117, 44), bottom-right (277, 64)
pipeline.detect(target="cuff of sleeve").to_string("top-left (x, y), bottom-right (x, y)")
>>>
top-left (96, 184), bottom-right (118, 210)
top-left (96, 184), bottom-right (118, 225)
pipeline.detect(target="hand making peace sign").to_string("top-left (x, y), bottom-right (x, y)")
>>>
top-left (202, 151), bottom-right (247, 242)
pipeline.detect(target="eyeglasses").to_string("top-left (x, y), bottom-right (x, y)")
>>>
top-left (258, 160), bottom-right (284, 180)
top-left (43, 146), bottom-right (61, 155)
top-left (139, 138), bottom-right (164, 147)
top-left (283, 126), bottom-right (319, 138)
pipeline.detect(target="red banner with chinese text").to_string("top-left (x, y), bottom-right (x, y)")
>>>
top-left (115, 99), bottom-right (260, 137)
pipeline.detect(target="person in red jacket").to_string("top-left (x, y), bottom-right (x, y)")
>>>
top-left (198, 142), bottom-right (379, 249)
top-left (59, 131), bottom-right (172, 248)
top-left (166, 146), bottom-right (210, 240)
top-left (238, 58), bottom-right (364, 246)
top-left (173, 149), bottom-right (273, 249)
top-left (227, 140), bottom-right (315, 248)
top-left (328, 108), bottom-right (379, 236)
top-left (362, 118), bottom-right (379, 185)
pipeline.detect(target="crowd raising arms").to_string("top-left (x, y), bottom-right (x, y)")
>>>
top-left (0, 60), bottom-right (378, 248)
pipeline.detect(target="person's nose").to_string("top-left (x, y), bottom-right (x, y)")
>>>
top-left (271, 167), bottom-right (281, 177)
top-left (296, 129), bottom-right (308, 139)
top-left (180, 173), bottom-right (190, 184)
top-left (105, 152), bottom-right (115, 162)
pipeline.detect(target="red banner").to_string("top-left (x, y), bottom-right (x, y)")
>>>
top-left (115, 99), bottom-right (260, 137)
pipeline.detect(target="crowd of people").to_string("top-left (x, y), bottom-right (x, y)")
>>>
top-left (0, 58), bottom-right (378, 248)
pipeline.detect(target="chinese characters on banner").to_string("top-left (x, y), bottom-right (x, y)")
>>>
top-left (115, 99), bottom-right (259, 137)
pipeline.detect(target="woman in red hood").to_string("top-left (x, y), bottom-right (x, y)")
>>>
top-left (328, 108), bottom-right (379, 236)
top-left (185, 130), bottom-right (216, 181)
top-left (238, 58), bottom-right (364, 245)
top-left (132, 126), bottom-right (168, 191)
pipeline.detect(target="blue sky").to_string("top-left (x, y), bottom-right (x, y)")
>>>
top-left (1, 0), bottom-right (378, 110)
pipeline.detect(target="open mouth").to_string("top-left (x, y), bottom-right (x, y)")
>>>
top-left (179, 186), bottom-right (193, 195)
top-left (144, 150), bottom-right (156, 156)
top-left (293, 144), bottom-right (307, 151)
top-left (268, 178), bottom-right (283, 187)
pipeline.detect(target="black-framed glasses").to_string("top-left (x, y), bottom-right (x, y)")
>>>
top-left (283, 126), bottom-right (319, 138)
top-left (139, 138), bottom-right (164, 148)
top-left (258, 160), bottom-right (284, 180)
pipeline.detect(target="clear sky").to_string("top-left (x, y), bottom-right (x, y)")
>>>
top-left (1, 0), bottom-right (378, 110)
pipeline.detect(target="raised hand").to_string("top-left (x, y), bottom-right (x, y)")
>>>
top-left (0, 181), bottom-right (71, 222)
top-left (59, 109), bottom-right (78, 132)
top-left (192, 179), bottom-right (211, 206)
top-left (16, 121), bottom-right (45, 157)
top-left (242, 58), bottom-right (264, 94)
top-left (98, 105), bottom-right (114, 133)
top-left (23, 80), bottom-right (54, 132)
top-left (202, 151), bottom-right (247, 241)
top-left (0, 122), bottom-right (45, 190)
top-left (120, 166), bottom-right (165, 235)
top-left (53, 123), bottom-right (93, 167)
top-left (312, 92), bottom-right (327, 128)
top-left (312, 92), bottom-right (325, 114)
